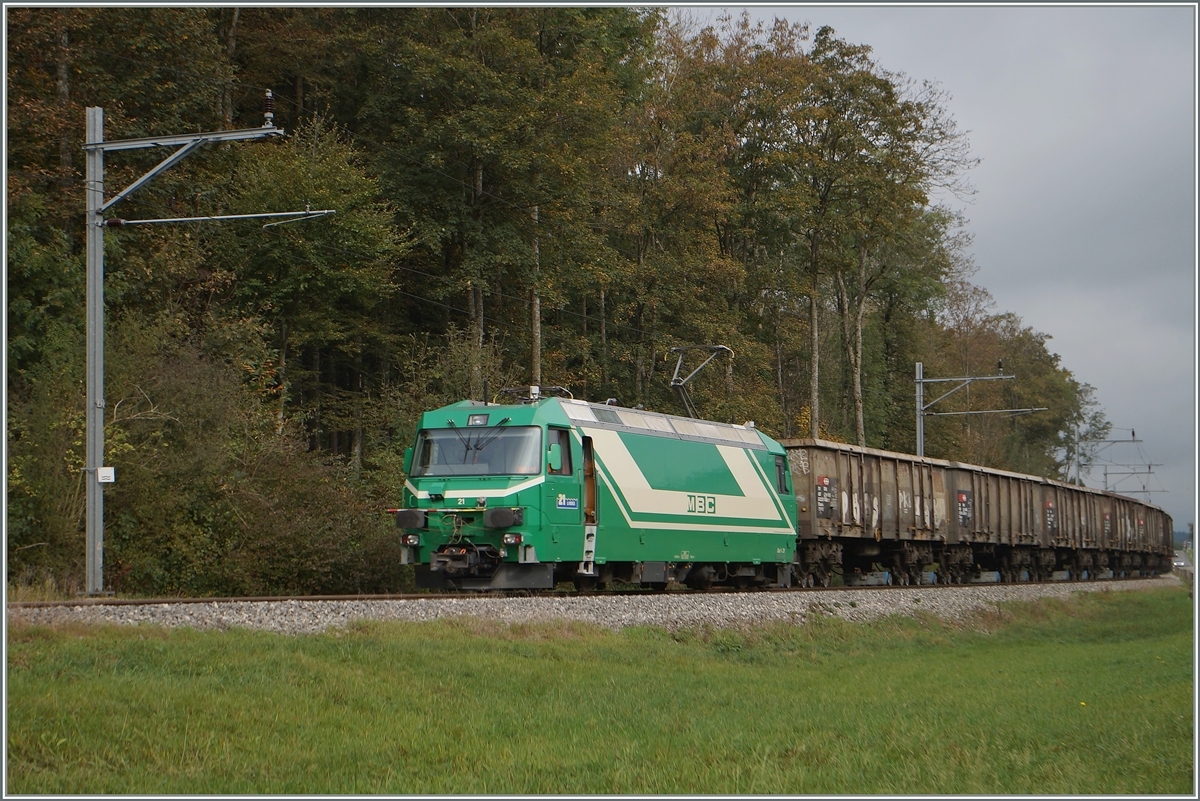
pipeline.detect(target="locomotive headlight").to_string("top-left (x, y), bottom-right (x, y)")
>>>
top-left (401, 533), bottom-right (421, 547)
top-left (502, 533), bottom-right (523, 545)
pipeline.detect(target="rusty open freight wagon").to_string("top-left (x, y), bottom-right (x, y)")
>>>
top-left (781, 438), bottom-right (1173, 587)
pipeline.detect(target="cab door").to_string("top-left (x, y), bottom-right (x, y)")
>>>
top-left (543, 427), bottom-right (583, 549)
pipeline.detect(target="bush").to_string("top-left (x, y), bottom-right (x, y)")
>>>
top-left (9, 314), bottom-right (412, 597)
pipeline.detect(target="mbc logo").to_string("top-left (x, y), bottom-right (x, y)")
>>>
top-left (687, 494), bottom-right (717, 514)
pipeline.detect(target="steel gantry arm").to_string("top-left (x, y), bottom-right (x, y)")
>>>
top-left (97, 137), bottom-right (209, 213)
top-left (86, 123), bottom-right (287, 214)
top-left (83, 124), bottom-right (292, 153)
top-left (914, 361), bottom-right (1047, 458)
top-left (89, 119), bottom-right (333, 227)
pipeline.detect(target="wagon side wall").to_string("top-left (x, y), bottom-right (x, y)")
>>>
top-left (782, 439), bottom-right (1172, 559)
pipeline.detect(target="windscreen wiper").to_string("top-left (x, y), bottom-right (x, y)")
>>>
top-left (472, 417), bottom-right (512, 453)
top-left (445, 420), bottom-right (473, 462)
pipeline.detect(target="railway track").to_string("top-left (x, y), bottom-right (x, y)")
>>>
top-left (8, 575), bottom-right (1174, 636)
top-left (7, 573), bottom-right (1163, 609)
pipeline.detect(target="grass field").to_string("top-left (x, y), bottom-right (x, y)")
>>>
top-left (6, 586), bottom-right (1194, 794)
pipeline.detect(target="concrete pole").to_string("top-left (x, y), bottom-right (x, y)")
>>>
top-left (85, 107), bottom-right (105, 594)
top-left (915, 361), bottom-right (924, 458)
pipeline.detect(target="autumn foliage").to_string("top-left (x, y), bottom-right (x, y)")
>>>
top-left (7, 9), bottom-right (1105, 594)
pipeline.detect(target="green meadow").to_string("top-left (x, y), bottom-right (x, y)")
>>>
top-left (7, 586), bottom-right (1193, 794)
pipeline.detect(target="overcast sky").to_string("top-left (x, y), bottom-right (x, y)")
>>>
top-left (714, 5), bottom-right (1196, 529)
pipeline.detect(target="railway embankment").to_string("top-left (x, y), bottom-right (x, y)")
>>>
top-left (8, 576), bottom-right (1176, 636)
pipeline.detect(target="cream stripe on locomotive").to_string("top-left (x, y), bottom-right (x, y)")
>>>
top-left (404, 475), bottom-right (546, 500)
top-left (580, 426), bottom-right (789, 532)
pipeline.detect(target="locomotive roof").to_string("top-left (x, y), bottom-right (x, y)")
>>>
top-left (418, 397), bottom-right (773, 452)
top-left (557, 398), bottom-right (770, 451)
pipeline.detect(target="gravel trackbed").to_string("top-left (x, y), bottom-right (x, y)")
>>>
top-left (7, 577), bottom-right (1176, 636)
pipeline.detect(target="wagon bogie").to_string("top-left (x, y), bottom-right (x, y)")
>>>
top-left (798, 540), bottom-right (842, 588)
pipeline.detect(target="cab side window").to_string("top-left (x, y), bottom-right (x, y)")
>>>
top-left (775, 455), bottom-right (790, 494)
top-left (548, 428), bottom-right (574, 475)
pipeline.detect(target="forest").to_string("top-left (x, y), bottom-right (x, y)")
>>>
top-left (7, 8), bottom-right (1110, 595)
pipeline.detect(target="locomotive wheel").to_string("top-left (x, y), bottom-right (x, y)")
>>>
top-left (574, 576), bottom-right (598, 594)
top-left (647, 582), bottom-right (668, 592)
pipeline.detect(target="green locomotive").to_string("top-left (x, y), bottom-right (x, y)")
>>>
top-left (394, 388), bottom-right (799, 590)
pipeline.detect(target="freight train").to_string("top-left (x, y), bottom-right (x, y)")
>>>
top-left (393, 389), bottom-right (1173, 590)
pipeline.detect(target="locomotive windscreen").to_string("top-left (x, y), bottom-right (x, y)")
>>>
top-left (411, 426), bottom-right (543, 476)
